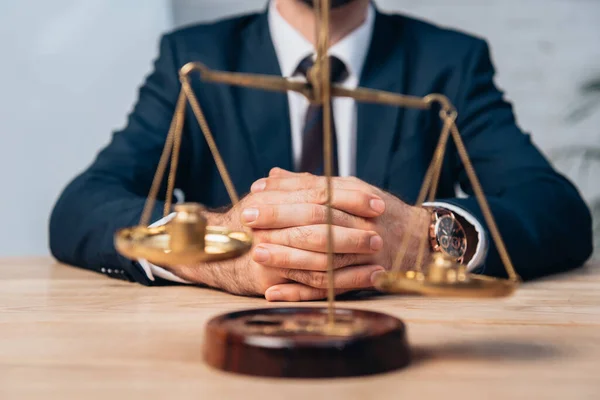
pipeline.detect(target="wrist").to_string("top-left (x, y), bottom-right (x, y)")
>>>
top-left (389, 205), bottom-right (432, 269)
top-left (204, 210), bottom-right (223, 226)
top-left (415, 206), bottom-right (434, 258)
top-left (207, 207), bottom-right (245, 232)
top-left (411, 206), bottom-right (433, 267)
top-left (423, 205), bottom-right (475, 265)
top-left (414, 206), bottom-right (432, 236)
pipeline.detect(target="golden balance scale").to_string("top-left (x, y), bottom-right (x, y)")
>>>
top-left (115, 0), bottom-right (520, 378)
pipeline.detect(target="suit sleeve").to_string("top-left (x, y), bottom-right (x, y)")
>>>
top-left (439, 39), bottom-right (593, 280)
top-left (49, 34), bottom-right (190, 285)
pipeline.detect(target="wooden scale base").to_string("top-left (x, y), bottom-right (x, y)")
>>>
top-left (203, 307), bottom-right (411, 378)
top-left (115, 205), bottom-right (411, 378)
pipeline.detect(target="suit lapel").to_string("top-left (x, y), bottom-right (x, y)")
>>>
top-left (356, 10), bottom-right (406, 189)
top-left (234, 11), bottom-right (294, 178)
top-left (232, 9), bottom-right (407, 183)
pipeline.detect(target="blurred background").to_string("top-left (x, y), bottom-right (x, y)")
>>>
top-left (0, 0), bottom-right (598, 258)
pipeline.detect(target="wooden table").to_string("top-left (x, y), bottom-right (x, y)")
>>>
top-left (1, 258), bottom-right (599, 399)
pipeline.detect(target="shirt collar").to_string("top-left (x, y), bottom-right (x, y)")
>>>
top-left (268, 0), bottom-right (375, 82)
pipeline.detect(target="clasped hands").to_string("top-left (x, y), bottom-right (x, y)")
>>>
top-left (171, 168), bottom-right (430, 301)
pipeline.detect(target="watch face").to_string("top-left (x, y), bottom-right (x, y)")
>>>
top-left (436, 215), bottom-right (467, 259)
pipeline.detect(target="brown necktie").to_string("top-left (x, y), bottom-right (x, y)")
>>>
top-left (296, 55), bottom-right (349, 176)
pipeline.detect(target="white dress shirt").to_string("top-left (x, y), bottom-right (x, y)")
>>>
top-left (269, 0), bottom-right (374, 176)
top-left (139, 0), bottom-right (487, 283)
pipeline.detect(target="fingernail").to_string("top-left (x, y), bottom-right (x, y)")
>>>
top-left (370, 235), bottom-right (383, 251)
top-left (370, 269), bottom-right (386, 285)
top-left (241, 208), bottom-right (259, 223)
top-left (251, 179), bottom-right (267, 192)
top-left (266, 289), bottom-right (282, 301)
top-left (370, 198), bottom-right (385, 214)
top-left (253, 246), bottom-right (270, 262)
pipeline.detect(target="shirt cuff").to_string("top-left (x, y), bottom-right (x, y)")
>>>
top-left (422, 201), bottom-right (488, 272)
top-left (137, 212), bottom-right (193, 284)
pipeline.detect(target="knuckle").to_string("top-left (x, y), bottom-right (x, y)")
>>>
top-left (350, 270), bottom-right (365, 288)
top-left (310, 205), bottom-right (326, 224)
top-left (266, 204), bottom-right (278, 223)
top-left (282, 267), bottom-right (296, 281)
top-left (315, 176), bottom-right (326, 188)
top-left (350, 214), bottom-right (376, 231)
top-left (362, 232), bottom-right (374, 250)
top-left (316, 229), bottom-right (328, 249)
top-left (282, 229), bottom-right (293, 247)
top-left (302, 288), bottom-right (325, 301)
top-left (310, 272), bottom-right (327, 288)
top-left (244, 192), bottom-right (264, 208)
top-left (263, 177), bottom-right (277, 190)
top-left (333, 255), bottom-right (345, 269)
top-left (333, 209), bottom-right (350, 226)
top-left (295, 226), bottom-right (316, 246)
top-left (314, 187), bottom-right (328, 204)
top-left (345, 232), bottom-right (360, 251)
top-left (355, 235), bottom-right (365, 251)
top-left (261, 230), bottom-right (292, 248)
top-left (316, 255), bottom-right (329, 271)
top-left (279, 249), bottom-right (291, 268)
top-left (288, 227), bottom-right (303, 245)
top-left (335, 253), bottom-right (357, 268)
top-left (285, 269), bottom-right (312, 286)
top-left (240, 193), bottom-right (253, 205)
top-left (282, 268), bottom-right (299, 280)
top-left (353, 232), bottom-right (370, 251)
top-left (343, 176), bottom-right (361, 186)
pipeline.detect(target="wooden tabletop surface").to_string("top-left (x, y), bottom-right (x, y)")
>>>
top-left (1, 257), bottom-right (599, 399)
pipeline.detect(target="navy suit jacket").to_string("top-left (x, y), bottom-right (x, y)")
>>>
top-left (49, 7), bottom-right (593, 285)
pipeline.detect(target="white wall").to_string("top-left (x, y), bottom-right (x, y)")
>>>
top-left (0, 0), bottom-right (172, 256)
top-left (1, 0), bottom-right (599, 256)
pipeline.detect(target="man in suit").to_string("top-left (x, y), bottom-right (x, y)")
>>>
top-left (49, 0), bottom-right (593, 301)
